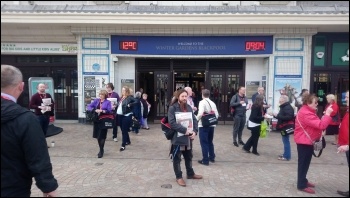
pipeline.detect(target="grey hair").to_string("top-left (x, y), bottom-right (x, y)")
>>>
top-left (1, 65), bottom-right (23, 90)
top-left (134, 91), bottom-right (142, 98)
top-left (280, 95), bottom-right (289, 103)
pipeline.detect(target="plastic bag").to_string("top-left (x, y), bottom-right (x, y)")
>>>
top-left (260, 120), bottom-right (268, 138)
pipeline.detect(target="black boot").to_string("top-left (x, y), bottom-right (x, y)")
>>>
top-left (98, 149), bottom-right (104, 158)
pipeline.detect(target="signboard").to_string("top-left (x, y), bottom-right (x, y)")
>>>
top-left (273, 78), bottom-right (302, 112)
top-left (111, 36), bottom-right (273, 55)
top-left (246, 81), bottom-right (260, 99)
top-left (121, 79), bottom-right (134, 93)
top-left (1, 43), bottom-right (77, 54)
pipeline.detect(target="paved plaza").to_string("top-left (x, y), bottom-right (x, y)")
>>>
top-left (30, 121), bottom-right (349, 197)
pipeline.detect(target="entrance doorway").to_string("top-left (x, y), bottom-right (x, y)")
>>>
top-left (312, 72), bottom-right (349, 118)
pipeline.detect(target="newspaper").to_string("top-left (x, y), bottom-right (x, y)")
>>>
top-left (175, 112), bottom-right (193, 137)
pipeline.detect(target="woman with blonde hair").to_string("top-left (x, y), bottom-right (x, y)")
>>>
top-left (116, 86), bottom-right (138, 151)
top-left (324, 94), bottom-right (341, 145)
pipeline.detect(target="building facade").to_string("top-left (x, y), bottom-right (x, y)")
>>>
top-left (1, 1), bottom-right (349, 123)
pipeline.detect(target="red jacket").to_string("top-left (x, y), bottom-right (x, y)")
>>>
top-left (294, 105), bottom-right (332, 145)
top-left (325, 102), bottom-right (340, 125)
top-left (338, 111), bottom-right (349, 146)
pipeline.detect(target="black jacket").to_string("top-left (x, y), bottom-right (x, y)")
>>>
top-left (140, 99), bottom-right (149, 118)
top-left (249, 105), bottom-right (265, 124)
top-left (168, 103), bottom-right (198, 146)
top-left (1, 98), bottom-right (58, 197)
top-left (121, 95), bottom-right (138, 115)
top-left (275, 102), bottom-right (295, 129)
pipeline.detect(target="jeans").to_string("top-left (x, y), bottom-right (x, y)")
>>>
top-left (119, 114), bottom-right (132, 147)
top-left (243, 125), bottom-right (260, 153)
top-left (282, 135), bottom-right (291, 160)
top-left (233, 115), bottom-right (246, 143)
top-left (199, 127), bottom-right (215, 164)
top-left (37, 115), bottom-right (50, 136)
top-left (297, 144), bottom-right (313, 189)
top-left (172, 147), bottom-right (195, 179)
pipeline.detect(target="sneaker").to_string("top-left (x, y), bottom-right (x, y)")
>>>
top-left (113, 138), bottom-right (118, 142)
top-left (299, 187), bottom-right (315, 194)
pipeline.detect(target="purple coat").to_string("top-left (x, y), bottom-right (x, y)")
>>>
top-left (108, 92), bottom-right (120, 101)
top-left (87, 98), bottom-right (112, 113)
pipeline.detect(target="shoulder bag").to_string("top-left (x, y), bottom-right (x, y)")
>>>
top-left (201, 100), bottom-right (218, 127)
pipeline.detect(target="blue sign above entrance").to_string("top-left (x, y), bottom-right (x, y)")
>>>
top-left (111, 36), bottom-right (273, 55)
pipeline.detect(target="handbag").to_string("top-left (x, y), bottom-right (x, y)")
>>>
top-left (296, 116), bottom-right (326, 157)
top-left (86, 109), bottom-right (99, 123)
top-left (131, 116), bottom-right (141, 129)
top-left (280, 123), bottom-right (295, 136)
top-left (260, 120), bottom-right (268, 138)
top-left (161, 116), bottom-right (176, 140)
top-left (98, 115), bottom-right (115, 129)
top-left (201, 100), bottom-right (218, 127)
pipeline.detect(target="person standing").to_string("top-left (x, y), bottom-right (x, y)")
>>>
top-left (294, 93), bottom-right (333, 194)
top-left (336, 90), bottom-right (349, 197)
top-left (295, 89), bottom-right (309, 111)
top-left (252, 86), bottom-right (271, 113)
top-left (230, 86), bottom-right (248, 147)
top-left (242, 95), bottom-right (267, 156)
top-left (168, 89), bottom-right (202, 187)
top-left (196, 89), bottom-right (219, 166)
top-left (116, 86), bottom-right (138, 151)
top-left (87, 90), bottom-right (113, 158)
top-left (184, 87), bottom-right (198, 113)
top-left (132, 91), bottom-right (142, 135)
top-left (140, 93), bottom-right (151, 130)
top-left (106, 83), bottom-right (120, 142)
top-left (324, 94), bottom-right (341, 145)
top-left (29, 83), bottom-right (55, 138)
top-left (1, 65), bottom-right (58, 197)
top-left (273, 95), bottom-right (295, 161)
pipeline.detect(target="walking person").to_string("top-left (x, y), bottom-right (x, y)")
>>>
top-left (29, 83), bottom-right (55, 138)
top-left (272, 95), bottom-right (295, 161)
top-left (87, 90), bottom-right (113, 158)
top-left (1, 65), bottom-right (58, 197)
top-left (242, 95), bottom-right (268, 156)
top-left (336, 90), bottom-right (349, 197)
top-left (324, 94), bottom-right (341, 145)
top-left (196, 89), bottom-right (219, 165)
top-left (294, 93), bottom-right (333, 194)
top-left (106, 83), bottom-right (120, 142)
top-left (168, 89), bottom-right (202, 187)
top-left (140, 93), bottom-right (151, 130)
top-left (117, 86), bottom-right (138, 151)
top-left (230, 86), bottom-right (248, 147)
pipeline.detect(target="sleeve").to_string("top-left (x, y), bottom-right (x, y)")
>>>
top-left (252, 93), bottom-right (257, 103)
top-left (103, 100), bottom-right (112, 113)
top-left (192, 110), bottom-right (198, 133)
top-left (305, 112), bottom-right (332, 130)
top-left (20, 113), bottom-right (58, 193)
top-left (29, 94), bottom-right (39, 110)
top-left (230, 95), bottom-right (240, 107)
top-left (329, 103), bottom-right (339, 117)
top-left (87, 99), bottom-right (97, 111)
top-left (195, 100), bottom-right (205, 121)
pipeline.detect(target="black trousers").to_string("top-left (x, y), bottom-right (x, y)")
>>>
top-left (172, 146), bottom-right (195, 179)
top-left (296, 144), bottom-right (314, 189)
top-left (243, 125), bottom-right (260, 153)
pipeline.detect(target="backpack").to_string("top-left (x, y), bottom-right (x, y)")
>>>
top-left (161, 116), bottom-right (175, 140)
top-left (230, 94), bottom-right (238, 116)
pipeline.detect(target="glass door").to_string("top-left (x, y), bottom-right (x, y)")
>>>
top-left (334, 73), bottom-right (349, 118)
top-left (51, 67), bottom-right (78, 119)
top-left (154, 71), bottom-right (172, 120)
top-left (207, 71), bottom-right (242, 123)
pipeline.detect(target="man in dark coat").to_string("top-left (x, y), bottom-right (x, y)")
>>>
top-left (1, 65), bottom-right (58, 197)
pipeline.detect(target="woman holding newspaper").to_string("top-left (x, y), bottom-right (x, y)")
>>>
top-left (167, 89), bottom-right (202, 187)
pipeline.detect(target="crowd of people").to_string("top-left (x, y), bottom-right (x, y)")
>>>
top-left (1, 64), bottom-right (348, 196)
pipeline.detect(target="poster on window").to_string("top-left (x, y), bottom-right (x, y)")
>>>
top-left (273, 78), bottom-right (302, 112)
top-left (83, 76), bottom-right (96, 109)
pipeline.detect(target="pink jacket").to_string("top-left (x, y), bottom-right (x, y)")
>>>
top-left (294, 105), bottom-right (332, 145)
